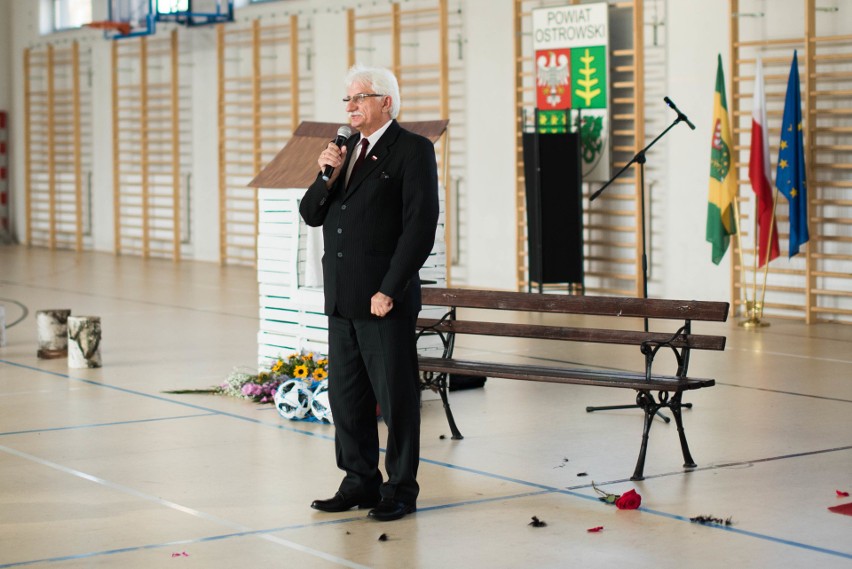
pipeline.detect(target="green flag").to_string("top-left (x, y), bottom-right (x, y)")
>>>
top-left (707, 55), bottom-right (738, 264)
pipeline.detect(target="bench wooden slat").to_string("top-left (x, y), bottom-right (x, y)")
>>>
top-left (417, 318), bottom-right (727, 351)
top-left (421, 287), bottom-right (730, 322)
top-left (418, 356), bottom-right (715, 392)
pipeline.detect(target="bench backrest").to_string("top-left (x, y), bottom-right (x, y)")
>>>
top-left (419, 288), bottom-right (729, 351)
top-left (422, 288), bottom-right (729, 322)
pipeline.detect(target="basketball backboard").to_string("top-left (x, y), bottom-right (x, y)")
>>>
top-left (106, 0), bottom-right (234, 39)
top-left (106, 0), bottom-right (156, 38)
top-left (156, 0), bottom-right (234, 27)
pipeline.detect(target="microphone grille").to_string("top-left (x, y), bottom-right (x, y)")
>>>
top-left (337, 125), bottom-right (353, 138)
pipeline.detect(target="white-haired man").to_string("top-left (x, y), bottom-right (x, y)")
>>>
top-left (300, 65), bottom-right (439, 522)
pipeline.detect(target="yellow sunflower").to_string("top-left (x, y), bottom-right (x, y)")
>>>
top-left (312, 368), bottom-right (328, 381)
top-left (293, 365), bottom-right (309, 378)
top-left (271, 360), bottom-right (284, 373)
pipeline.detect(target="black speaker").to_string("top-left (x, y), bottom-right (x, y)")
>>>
top-left (522, 130), bottom-right (584, 288)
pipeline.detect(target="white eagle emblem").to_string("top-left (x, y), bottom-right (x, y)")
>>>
top-left (536, 52), bottom-right (570, 107)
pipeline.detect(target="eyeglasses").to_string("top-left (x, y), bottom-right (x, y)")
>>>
top-left (342, 93), bottom-right (386, 104)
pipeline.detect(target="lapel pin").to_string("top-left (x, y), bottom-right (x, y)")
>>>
top-left (370, 155), bottom-right (378, 161)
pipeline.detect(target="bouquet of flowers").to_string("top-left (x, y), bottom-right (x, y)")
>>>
top-left (270, 352), bottom-right (329, 386)
top-left (165, 352), bottom-right (331, 421)
top-left (221, 352), bottom-right (329, 404)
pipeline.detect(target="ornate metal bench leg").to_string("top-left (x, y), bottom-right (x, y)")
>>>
top-left (436, 374), bottom-right (464, 440)
top-left (631, 390), bottom-right (657, 481)
top-left (669, 391), bottom-right (697, 468)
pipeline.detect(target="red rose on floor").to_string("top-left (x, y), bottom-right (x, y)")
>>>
top-left (615, 489), bottom-right (642, 510)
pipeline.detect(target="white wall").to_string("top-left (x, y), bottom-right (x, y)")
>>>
top-left (4, 0), bottom-right (739, 300)
top-left (187, 27), bottom-right (221, 261)
top-left (462, 0), bottom-right (518, 289)
top-left (87, 27), bottom-right (113, 251)
top-left (662, 0), bottom-right (732, 300)
top-left (311, 11), bottom-right (348, 124)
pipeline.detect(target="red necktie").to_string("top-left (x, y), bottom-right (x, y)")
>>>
top-left (347, 138), bottom-right (370, 188)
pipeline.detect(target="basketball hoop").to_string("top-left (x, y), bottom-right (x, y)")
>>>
top-left (84, 21), bottom-right (132, 36)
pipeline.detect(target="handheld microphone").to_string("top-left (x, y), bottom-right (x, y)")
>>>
top-left (322, 125), bottom-right (354, 181)
top-left (664, 96), bottom-right (696, 130)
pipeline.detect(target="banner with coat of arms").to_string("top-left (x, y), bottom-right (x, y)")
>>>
top-left (532, 3), bottom-right (610, 181)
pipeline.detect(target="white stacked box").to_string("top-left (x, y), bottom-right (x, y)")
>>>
top-left (257, 189), bottom-right (328, 367)
top-left (257, 188), bottom-right (448, 375)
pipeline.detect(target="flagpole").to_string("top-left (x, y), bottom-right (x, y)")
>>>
top-left (752, 204), bottom-right (759, 315)
top-left (741, 54), bottom-right (774, 328)
top-left (757, 188), bottom-right (781, 318)
top-left (740, 193), bottom-right (772, 328)
top-left (731, 194), bottom-right (752, 324)
top-left (739, 196), bottom-right (772, 328)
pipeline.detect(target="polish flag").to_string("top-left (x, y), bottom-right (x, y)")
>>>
top-left (749, 57), bottom-right (780, 267)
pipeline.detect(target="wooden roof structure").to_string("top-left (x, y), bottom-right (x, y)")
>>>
top-left (248, 120), bottom-right (448, 189)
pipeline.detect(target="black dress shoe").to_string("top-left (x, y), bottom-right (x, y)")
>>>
top-left (311, 491), bottom-right (379, 512)
top-left (367, 498), bottom-right (416, 522)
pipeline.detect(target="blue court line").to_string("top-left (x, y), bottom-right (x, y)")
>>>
top-left (483, 352), bottom-right (852, 404)
top-left (0, 524), bottom-right (372, 569)
top-left (481, 489), bottom-right (851, 561)
top-left (0, 413), bottom-right (216, 437)
top-left (0, 443), bottom-right (372, 569)
top-left (714, 381), bottom-right (852, 404)
top-left (0, 359), bottom-right (337, 442)
top-left (638, 506), bottom-right (852, 559)
top-left (0, 490), bottom-right (553, 568)
top-left (0, 279), bottom-right (259, 321)
top-left (562, 444), bottom-right (852, 489)
top-left (2, 358), bottom-right (852, 562)
top-left (3, 484), bottom-right (851, 568)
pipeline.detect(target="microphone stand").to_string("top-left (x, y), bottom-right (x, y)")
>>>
top-left (585, 108), bottom-right (692, 422)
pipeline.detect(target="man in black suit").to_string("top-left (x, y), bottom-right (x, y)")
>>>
top-left (299, 65), bottom-right (439, 522)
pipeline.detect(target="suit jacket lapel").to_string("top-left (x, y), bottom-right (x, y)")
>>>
top-left (344, 121), bottom-right (400, 199)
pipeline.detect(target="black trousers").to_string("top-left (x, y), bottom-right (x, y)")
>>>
top-left (327, 311), bottom-right (421, 505)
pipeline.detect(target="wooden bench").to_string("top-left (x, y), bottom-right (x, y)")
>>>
top-left (416, 287), bottom-right (729, 481)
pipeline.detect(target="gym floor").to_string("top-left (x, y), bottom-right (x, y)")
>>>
top-left (1, 245), bottom-right (850, 568)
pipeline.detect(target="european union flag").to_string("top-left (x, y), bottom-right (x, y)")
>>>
top-left (776, 51), bottom-right (809, 257)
